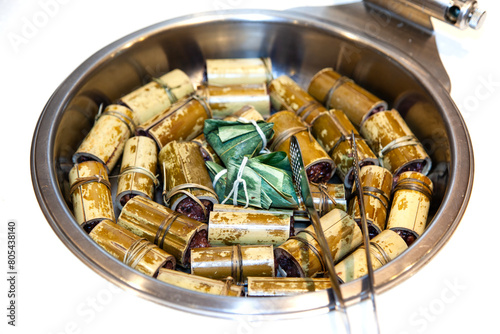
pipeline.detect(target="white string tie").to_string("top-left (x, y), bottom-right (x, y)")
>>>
top-left (238, 117), bottom-right (268, 154)
top-left (213, 169), bottom-right (228, 189)
top-left (221, 156), bottom-right (250, 208)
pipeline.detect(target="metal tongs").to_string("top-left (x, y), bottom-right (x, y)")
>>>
top-left (289, 134), bottom-right (380, 334)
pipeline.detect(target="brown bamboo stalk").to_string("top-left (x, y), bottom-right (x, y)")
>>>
top-left (73, 104), bottom-right (135, 172)
top-left (307, 68), bottom-right (387, 127)
top-left (117, 196), bottom-right (209, 267)
top-left (89, 220), bottom-right (176, 277)
top-left (69, 161), bottom-right (115, 233)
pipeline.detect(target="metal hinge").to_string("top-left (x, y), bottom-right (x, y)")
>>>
top-left (363, 0), bottom-right (486, 32)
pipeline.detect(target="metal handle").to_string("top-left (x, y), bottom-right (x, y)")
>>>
top-left (364, 0), bottom-right (486, 31)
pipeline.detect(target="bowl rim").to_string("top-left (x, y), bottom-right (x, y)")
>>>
top-left (31, 8), bottom-right (474, 319)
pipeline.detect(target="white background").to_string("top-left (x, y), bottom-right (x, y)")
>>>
top-left (1, 0), bottom-right (499, 333)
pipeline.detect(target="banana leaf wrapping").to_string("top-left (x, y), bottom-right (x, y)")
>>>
top-left (203, 118), bottom-right (274, 166)
top-left (335, 229), bottom-right (407, 283)
top-left (310, 109), bottom-right (379, 188)
top-left (156, 269), bottom-right (244, 297)
top-left (159, 141), bottom-right (219, 223)
top-left (307, 68), bottom-right (387, 127)
top-left (206, 152), bottom-right (299, 210)
top-left (191, 105), bottom-right (265, 164)
top-left (120, 69), bottom-right (195, 125)
top-left (386, 171), bottom-right (434, 246)
top-left (267, 110), bottom-right (335, 183)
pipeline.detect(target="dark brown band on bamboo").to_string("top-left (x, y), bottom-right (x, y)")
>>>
top-left (324, 76), bottom-right (354, 109)
top-left (327, 134), bottom-right (364, 157)
top-left (192, 95), bottom-right (213, 119)
top-left (393, 178), bottom-right (433, 200)
top-left (365, 241), bottom-right (391, 266)
top-left (101, 110), bottom-right (136, 135)
top-left (288, 230), bottom-right (326, 272)
top-left (70, 174), bottom-right (112, 195)
top-left (137, 96), bottom-right (211, 133)
top-left (362, 186), bottom-right (390, 211)
top-left (297, 101), bottom-right (323, 124)
top-left (319, 110), bottom-right (353, 138)
top-left (348, 185), bottom-right (389, 212)
top-left (231, 244), bottom-right (244, 284)
top-left (123, 238), bottom-right (156, 269)
top-left (378, 135), bottom-right (420, 158)
top-left (313, 182), bottom-right (338, 216)
top-left (152, 77), bottom-right (179, 104)
top-left (269, 126), bottom-right (309, 151)
top-left (154, 212), bottom-right (182, 250)
top-left (119, 165), bottom-right (160, 187)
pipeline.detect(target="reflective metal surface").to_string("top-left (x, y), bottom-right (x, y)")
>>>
top-left (365, 0), bottom-right (487, 31)
top-left (31, 6), bottom-right (473, 318)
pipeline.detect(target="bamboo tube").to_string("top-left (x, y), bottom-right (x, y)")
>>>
top-left (197, 84), bottom-right (270, 118)
top-left (222, 104), bottom-right (265, 122)
top-left (115, 136), bottom-right (158, 209)
top-left (267, 110), bottom-right (335, 183)
top-left (275, 209), bottom-right (362, 278)
top-left (206, 57), bottom-right (273, 85)
top-left (191, 245), bottom-right (274, 284)
top-left (191, 133), bottom-right (222, 164)
top-left (73, 104), bottom-right (135, 172)
top-left (120, 69), bottom-right (195, 125)
top-left (335, 229), bottom-right (407, 283)
top-left (157, 269), bottom-right (244, 297)
top-left (136, 96), bottom-right (212, 149)
top-left (247, 277), bottom-right (331, 296)
top-left (89, 220), bottom-right (176, 277)
top-left (359, 109), bottom-right (432, 177)
top-left (394, 93), bottom-right (450, 164)
top-left (386, 171), bottom-right (434, 246)
top-left (307, 68), bottom-right (387, 127)
top-left (310, 109), bottom-right (379, 188)
top-left (212, 204), bottom-right (294, 216)
top-left (159, 141), bottom-right (218, 223)
top-left (268, 75), bottom-right (327, 124)
top-left (348, 165), bottom-right (393, 238)
top-left (294, 183), bottom-right (347, 222)
top-left (69, 161), bottom-right (115, 233)
top-left (117, 196), bottom-right (209, 267)
top-left (208, 208), bottom-right (292, 246)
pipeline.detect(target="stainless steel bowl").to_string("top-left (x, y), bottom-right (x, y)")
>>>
top-left (31, 5), bottom-right (473, 319)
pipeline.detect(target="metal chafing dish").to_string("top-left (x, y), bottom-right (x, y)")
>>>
top-left (31, 0), bottom-right (479, 319)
